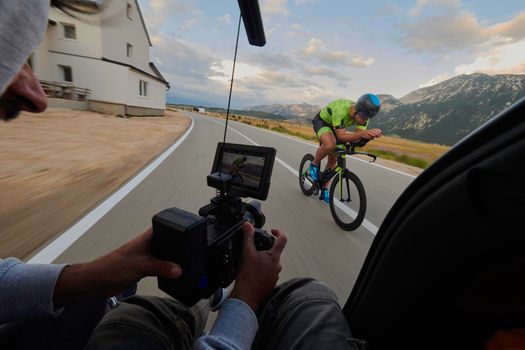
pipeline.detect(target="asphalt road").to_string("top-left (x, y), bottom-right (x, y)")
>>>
top-left (50, 111), bottom-right (415, 304)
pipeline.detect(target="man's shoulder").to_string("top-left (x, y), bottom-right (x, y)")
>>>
top-left (328, 99), bottom-right (353, 108)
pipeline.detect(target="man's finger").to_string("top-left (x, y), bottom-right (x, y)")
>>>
top-left (145, 260), bottom-right (182, 279)
top-left (242, 222), bottom-right (256, 253)
top-left (270, 229), bottom-right (287, 254)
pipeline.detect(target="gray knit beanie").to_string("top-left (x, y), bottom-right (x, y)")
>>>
top-left (0, 0), bottom-right (49, 94)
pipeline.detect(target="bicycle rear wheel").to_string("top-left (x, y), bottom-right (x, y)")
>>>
top-left (329, 171), bottom-right (366, 231)
top-left (299, 153), bottom-right (316, 196)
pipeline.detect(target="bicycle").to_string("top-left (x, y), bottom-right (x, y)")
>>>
top-left (299, 139), bottom-right (377, 231)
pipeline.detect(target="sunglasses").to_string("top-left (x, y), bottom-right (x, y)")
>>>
top-left (357, 111), bottom-right (371, 120)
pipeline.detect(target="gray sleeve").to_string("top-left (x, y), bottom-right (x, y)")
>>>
top-left (193, 298), bottom-right (258, 350)
top-left (0, 258), bottom-right (67, 324)
top-left (0, 0), bottom-right (49, 93)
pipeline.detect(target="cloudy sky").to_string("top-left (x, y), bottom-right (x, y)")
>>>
top-left (137, 0), bottom-right (525, 108)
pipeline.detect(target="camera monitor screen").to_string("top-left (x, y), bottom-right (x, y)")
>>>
top-left (211, 142), bottom-right (276, 200)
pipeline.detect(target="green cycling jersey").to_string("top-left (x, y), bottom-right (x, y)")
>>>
top-left (319, 99), bottom-right (368, 131)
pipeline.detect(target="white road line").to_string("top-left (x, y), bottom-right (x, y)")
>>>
top-left (29, 118), bottom-right (195, 264)
top-left (210, 118), bottom-right (380, 236)
top-left (209, 116), bottom-right (417, 179)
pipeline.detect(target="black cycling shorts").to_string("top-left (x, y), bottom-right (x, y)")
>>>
top-left (312, 114), bottom-right (338, 143)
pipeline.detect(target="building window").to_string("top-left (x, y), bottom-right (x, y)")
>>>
top-left (62, 23), bottom-right (76, 40)
top-left (127, 43), bottom-right (133, 58)
top-left (127, 3), bottom-right (133, 19)
top-left (59, 65), bottom-right (73, 82)
top-left (139, 80), bottom-right (148, 97)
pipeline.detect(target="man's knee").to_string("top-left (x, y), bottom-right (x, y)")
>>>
top-left (262, 278), bottom-right (339, 312)
top-left (285, 278), bottom-right (338, 300)
top-left (321, 141), bottom-right (336, 152)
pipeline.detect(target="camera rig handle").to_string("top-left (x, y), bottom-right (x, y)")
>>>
top-left (152, 207), bottom-right (274, 306)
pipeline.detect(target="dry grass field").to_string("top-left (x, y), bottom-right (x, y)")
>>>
top-left (0, 109), bottom-right (190, 259)
top-left (198, 111), bottom-right (450, 168)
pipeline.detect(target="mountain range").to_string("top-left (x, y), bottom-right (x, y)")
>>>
top-left (243, 73), bottom-right (525, 145)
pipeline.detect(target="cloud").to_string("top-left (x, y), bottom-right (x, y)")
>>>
top-left (400, 10), bottom-right (525, 54)
top-left (235, 70), bottom-right (333, 105)
top-left (140, 0), bottom-right (198, 34)
top-left (379, 1), bottom-right (401, 16)
top-left (418, 38), bottom-right (525, 88)
top-left (350, 56), bottom-right (375, 67)
top-left (284, 22), bottom-right (307, 39)
top-left (408, 0), bottom-right (460, 17)
top-left (300, 37), bottom-right (323, 57)
top-left (150, 34), bottom-right (222, 82)
top-left (217, 14), bottom-right (231, 25)
top-left (298, 38), bottom-right (375, 67)
top-left (246, 52), bottom-right (295, 70)
top-left (408, 0), bottom-right (428, 17)
top-left (262, 0), bottom-right (289, 15)
top-left (302, 66), bottom-right (349, 87)
top-left (294, 0), bottom-right (318, 5)
top-left (179, 10), bottom-right (205, 33)
top-left (454, 39), bottom-right (525, 75)
top-left (321, 51), bottom-right (348, 64)
top-left (419, 73), bottom-right (452, 88)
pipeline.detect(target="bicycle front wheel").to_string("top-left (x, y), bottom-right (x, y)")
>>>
top-left (299, 153), bottom-right (315, 196)
top-left (329, 171), bottom-right (367, 231)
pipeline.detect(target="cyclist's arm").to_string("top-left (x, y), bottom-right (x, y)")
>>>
top-left (335, 129), bottom-right (372, 143)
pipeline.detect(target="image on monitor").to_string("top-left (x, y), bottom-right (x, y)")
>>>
top-left (220, 150), bottom-right (266, 191)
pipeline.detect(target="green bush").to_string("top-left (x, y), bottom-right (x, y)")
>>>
top-left (271, 126), bottom-right (288, 133)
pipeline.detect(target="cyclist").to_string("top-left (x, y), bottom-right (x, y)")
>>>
top-left (231, 156), bottom-right (247, 183)
top-left (309, 94), bottom-right (383, 202)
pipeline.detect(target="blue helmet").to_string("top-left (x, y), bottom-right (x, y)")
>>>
top-left (355, 93), bottom-right (381, 118)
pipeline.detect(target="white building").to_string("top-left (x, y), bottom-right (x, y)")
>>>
top-left (32, 0), bottom-right (169, 116)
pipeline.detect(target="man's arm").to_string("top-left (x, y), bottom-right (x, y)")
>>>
top-left (194, 223), bottom-right (287, 349)
top-left (0, 258), bottom-right (67, 323)
top-left (53, 228), bottom-right (182, 307)
top-left (1, 228), bottom-right (182, 323)
top-left (335, 128), bottom-right (383, 144)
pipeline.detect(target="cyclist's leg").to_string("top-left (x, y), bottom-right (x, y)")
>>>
top-left (312, 116), bottom-right (336, 166)
top-left (325, 153), bottom-right (337, 171)
top-left (313, 132), bottom-right (336, 166)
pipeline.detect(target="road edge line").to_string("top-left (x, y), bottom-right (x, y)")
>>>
top-left (29, 117), bottom-right (195, 264)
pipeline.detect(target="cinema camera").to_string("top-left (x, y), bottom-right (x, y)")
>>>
top-left (152, 142), bottom-right (277, 306)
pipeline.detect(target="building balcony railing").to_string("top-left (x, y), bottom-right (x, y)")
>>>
top-left (39, 80), bottom-right (92, 101)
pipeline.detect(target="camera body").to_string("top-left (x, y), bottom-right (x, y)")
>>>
top-left (152, 142), bottom-right (276, 306)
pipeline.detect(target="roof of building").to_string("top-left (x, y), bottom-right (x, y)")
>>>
top-left (133, 0), bottom-right (152, 47)
top-left (52, 0), bottom-right (152, 46)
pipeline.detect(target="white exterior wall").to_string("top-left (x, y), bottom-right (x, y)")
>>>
top-left (32, 0), bottom-right (167, 112)
top-left (32, 26), bottom-right (52, 81)
top-left (101, 1), bottom-right (154, 75)
top-left (47, 8), bottom-right (103, 59)
top-left (127, 70), bottom-right (166, 109)
top-left (47, 52), bottom-right (129, 104)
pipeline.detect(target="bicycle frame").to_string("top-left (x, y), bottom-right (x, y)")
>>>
top-left (322, 143), bottom-right (377, 200)
top-left (299, 140), bottom-right (375, 230)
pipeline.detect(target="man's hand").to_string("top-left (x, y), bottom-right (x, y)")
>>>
top-left (368, 128), bottom-right (383, 138)
top-left (230, 223), bottom-right (287, 311)
top-left (53, 228), bottom-right (182, 307)
top-left (362, 128), bottom-right (383, 140)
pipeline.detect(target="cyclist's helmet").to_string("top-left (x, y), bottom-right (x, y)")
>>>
top-left (355, 93), bottom-right (381, 119)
